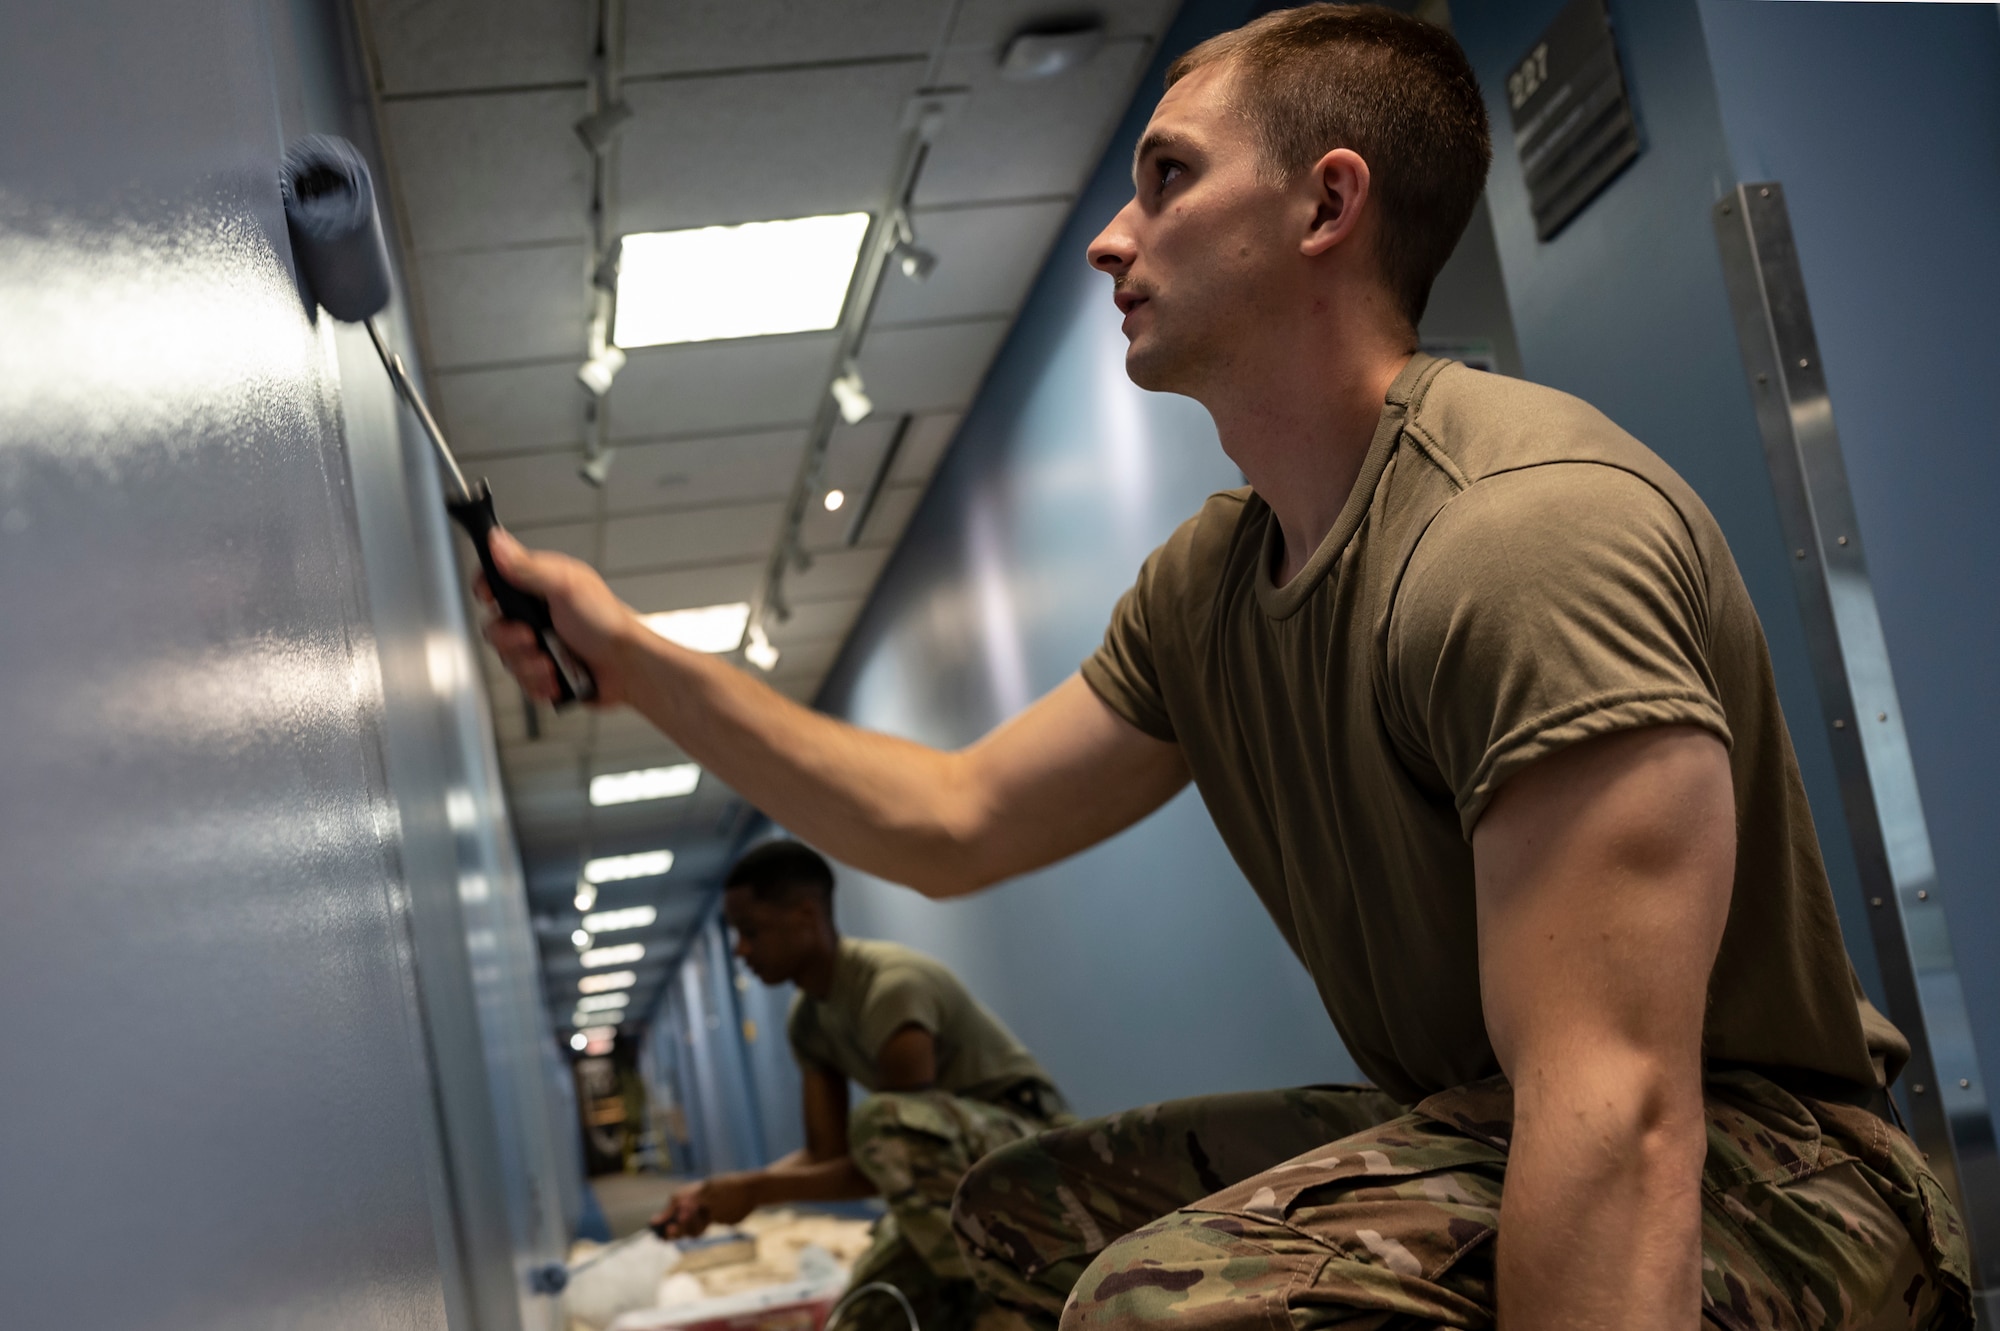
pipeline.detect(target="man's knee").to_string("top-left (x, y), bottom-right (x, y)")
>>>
top-left (848, 1091), bottom-right (924, 1153)
top-left (1061, 1209), bottom-right (1303, 1331)
top-left (948, 1131), bottom-right (1044, 1256)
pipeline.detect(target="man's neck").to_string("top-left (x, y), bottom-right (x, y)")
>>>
top-left (795, 931), bottom-right (841, 1001)
top-left (1210, 341), bottom-right (1413, 587)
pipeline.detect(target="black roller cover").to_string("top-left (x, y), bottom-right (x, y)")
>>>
top-left (280, 135), bottom-right (393, 323)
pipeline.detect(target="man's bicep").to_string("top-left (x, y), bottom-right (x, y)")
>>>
top-left (801, 1063), bottom-right (850, 1161)
top-left (953, 673), bottom-right (1190, 887)
top-left (1472, 725), bottom-right (1735, 1079)
top-left (875, 1024), bottom-right (938, 1092)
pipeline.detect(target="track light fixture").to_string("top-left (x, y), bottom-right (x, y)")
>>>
top-left (577, 344), bottom-right (626, 397)
top-left (830, 366), bottom-right (873, 425)
top-left (574, 99), bottom-right (633, 153)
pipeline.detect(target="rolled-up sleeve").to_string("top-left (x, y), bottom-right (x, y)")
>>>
top-left (1385, 463), bottom-right (1732, 837)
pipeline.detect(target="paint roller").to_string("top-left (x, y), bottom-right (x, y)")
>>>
top-left (279, 134), bottom-right (596, 706)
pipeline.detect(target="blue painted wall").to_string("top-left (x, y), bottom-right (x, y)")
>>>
top-left (1449, 0), bottom-right (1900, 1012)
top-left (0, 1), bottom-right (574, 1323)
top-left (1696, 0), bottom-right (2000, 1127)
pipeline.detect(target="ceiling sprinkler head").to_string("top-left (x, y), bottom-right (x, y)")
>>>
top-left (897, 243), bottom-right (938, 281)
top-left (999, 19), bottom-right (1106, 81)
top-left (578, 449), bottom-right (614, 488)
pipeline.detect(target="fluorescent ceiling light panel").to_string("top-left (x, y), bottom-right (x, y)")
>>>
top-left (582, 904), bottom-right (658, 934)
top-left (642, 603), bottom-right (750, 654)
top-left (575, 992), bottom-right (631, 1013)
top-left (614, 212), bottom-right (870, 347)
top-left (590, 762), bottom-right (700, 806)
top-left (579, 970), bottom-right (638, 995)
top-left (584, 850), bottom-right (674, 883)
top-left (581, 943), bottom-right (646, 969)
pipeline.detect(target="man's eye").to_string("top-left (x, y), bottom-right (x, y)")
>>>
top-left (1159, 161), bottom-right (1185, 188)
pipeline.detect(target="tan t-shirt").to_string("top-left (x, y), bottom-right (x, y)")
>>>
top-left (1082, 354), bottom-right (1904, 1105)
top-left (787, 937), bottom-right (1055, 1101)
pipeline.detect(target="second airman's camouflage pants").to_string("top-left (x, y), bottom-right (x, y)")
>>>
top-left (949, 1074), bottom-right (1972, 1330)
top-left (843, 1084), bottom-right (1072, 1331)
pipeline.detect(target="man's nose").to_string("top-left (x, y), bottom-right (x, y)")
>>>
top-left (1088, 199), bottom-right (1140, 273)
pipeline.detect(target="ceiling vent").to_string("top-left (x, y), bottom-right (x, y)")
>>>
top-left (999, 17), bottom-right (1106, 81)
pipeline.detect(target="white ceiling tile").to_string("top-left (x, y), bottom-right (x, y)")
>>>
top-left (819, 415), bottom-right (902, 491)
top-left (766, 635), bottom-right (846, 681)
top-left (363, 0), bottom-right (594, 94)
top-left (914, 37), bottom-right (1149, 207)
top-left (416, 243), bottom-right (589, 369)
top-left (852, 481), bottom-right (926, 549)
top-left (605, 500), bottom-right (784, 573)
top-left (434, 361), bottom-right (589, 458)
top-left (784, 544), bottom-right (892, 603)
top-left (382, 88), bottom-right (591, 252)
top-left (875, 198), bottom-right (1074, 325)
top-left (506, 518), bottom-right (598, 565)
top-left (802, 469), bottom-right (919, 550)
top-left (771, 674), bottom-right (821, 703)
top-left (892, 411), bottom-right (962, 484)
top-left (585, 719), bottom-right (689, 768)
top-left (618, 61), bottom-right (918, 233)
top-left (466, 451), bottom-right (600, 526)
top-left (610, 562), bottom-right (763, 616)
top-left (854, 318), bottom-right (1010, 413)
top-left (942, 0), bottom-right (1180, 54)
top-left (604, 428), bottom-right (805, 515)
top-left (611, 334), bottom-right (836, 438)
top-left (765, 597), bottom-right (864, 646)
top-left (624, 0), bottom-right (942, 76)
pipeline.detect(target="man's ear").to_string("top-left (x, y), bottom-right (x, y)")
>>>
top-left (1301, 147), bottom-right (1371, 258)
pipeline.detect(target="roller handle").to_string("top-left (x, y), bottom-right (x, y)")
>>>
top-left (447, 482), bottom-right (597, 707)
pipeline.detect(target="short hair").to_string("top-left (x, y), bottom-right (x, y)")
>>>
top-left (725, 838), bottom-right (834, 909)
top-left (1167, 4), bottom-right (1492, 326)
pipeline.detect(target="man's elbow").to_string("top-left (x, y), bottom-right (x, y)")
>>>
top-left (1518, 1046), bottom-right (1707, 1172)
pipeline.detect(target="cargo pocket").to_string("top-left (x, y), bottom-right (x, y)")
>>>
top-left (1183, 1096), bottom-right (1508, 1326)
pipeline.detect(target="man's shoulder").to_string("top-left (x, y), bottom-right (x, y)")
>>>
top-left (846, 937), bottom-right (958, 993)
top-left (1400, 362), bottom-right (1718, 544)
top-left (1405, 362), bottom-right (1664, 486)
top-left (1146, 486), bottom-right (1263, 595)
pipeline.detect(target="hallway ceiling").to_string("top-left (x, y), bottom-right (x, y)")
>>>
top-left (355, 0), bottom-right (1178, 1042)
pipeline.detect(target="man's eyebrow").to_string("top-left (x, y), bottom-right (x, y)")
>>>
top-left (1131, 129), bottom-right (1197, 182)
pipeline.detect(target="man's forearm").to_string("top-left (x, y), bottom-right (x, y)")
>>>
top-left (1497, 1061), bottom-right (1708, 1330)
top-left (611, 630), bottom-right (986, 894)
top-left (737, 1153), bottom-right (876, 1208)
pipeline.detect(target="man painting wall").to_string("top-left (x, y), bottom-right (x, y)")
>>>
top-left (653, 839), bottom-right (1070, 1331)
top-left (485, 6), bottom-right (1967, 1326)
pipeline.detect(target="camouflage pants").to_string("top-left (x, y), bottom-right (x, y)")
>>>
top-left (951, 1075), bottom-right (1971, 1330)
top-left (844, 1088), bottom-right (1069, 1331)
